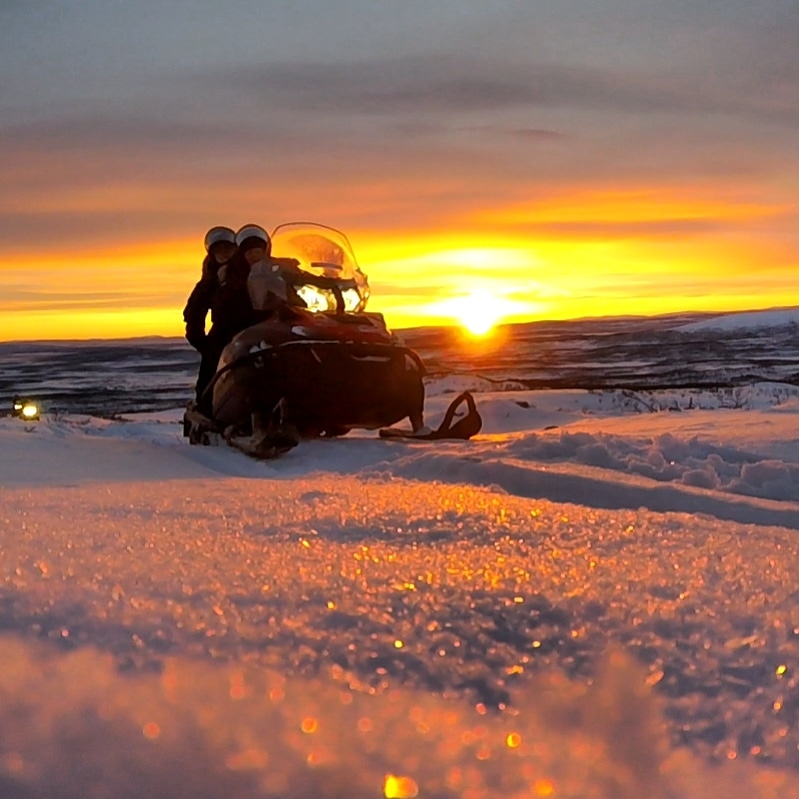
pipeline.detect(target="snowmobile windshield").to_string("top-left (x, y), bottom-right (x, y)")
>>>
top-left (270, 222), bottom-right (370, 313)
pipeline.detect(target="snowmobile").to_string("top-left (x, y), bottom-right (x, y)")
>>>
top-left (183, 222), bottom-right (481, 458)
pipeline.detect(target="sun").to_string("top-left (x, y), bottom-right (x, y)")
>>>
top-left (447, 292), bottom-right (506, 336)
top-left (421, 287), bottom-right (539, 336)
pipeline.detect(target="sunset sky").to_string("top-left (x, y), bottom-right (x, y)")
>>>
top-left (2, 0), bottom-right (798, 341)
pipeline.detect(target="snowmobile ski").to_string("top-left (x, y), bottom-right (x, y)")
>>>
top-left (379, 391), bottom-right (482, 441)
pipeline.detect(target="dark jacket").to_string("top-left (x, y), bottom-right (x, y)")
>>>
top-left (183, 254), bottom-right (256, 350)
top-left (208, 255), bottom-right (257, 342)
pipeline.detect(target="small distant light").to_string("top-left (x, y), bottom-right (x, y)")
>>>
top-left (12, 398), bottom-right (40, 421)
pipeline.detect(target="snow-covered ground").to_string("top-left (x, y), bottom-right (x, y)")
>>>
top-left (678, 306), bottom-right (799, 333)
top-left (5, 373), bottom-right (799, 797)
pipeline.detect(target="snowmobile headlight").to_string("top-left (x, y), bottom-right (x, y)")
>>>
top-left (341, 288), bottom-right (362, 312)
top-left (21, 403), bottom-right (39, 420)
top-left (296, 283), bottom-right (333, 313)
top-left (12, 399), bottom-right (40, 421)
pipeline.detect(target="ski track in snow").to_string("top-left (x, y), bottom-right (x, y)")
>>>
top-left (10, 384), bottom-right (799, 527)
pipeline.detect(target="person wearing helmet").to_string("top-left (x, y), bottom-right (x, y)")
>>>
top-left (235, 224), bottom-right (290, 315)
top-left (183, 225), bottom-right (253, 413)
top-left (202, 226), bottom-right (238, 277)
top-left (235, 223), bottom-right (270, 263)
top-left (183, 225), bottom-right (237, 350)
top-left (235, 224), bottom-right (307, 315)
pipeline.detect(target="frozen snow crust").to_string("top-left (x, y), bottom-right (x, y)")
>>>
top-left (4, 380), bottom-right (799, 796)
top-left (4, 473), bottom-right (799, 798)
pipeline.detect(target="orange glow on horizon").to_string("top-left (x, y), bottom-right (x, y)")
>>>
top-left (481, 186), bottom-right (790, 228)
top-left (1, 277), bottom-right (795, 341)
top-left (0, 194), bottom-right (797, 341)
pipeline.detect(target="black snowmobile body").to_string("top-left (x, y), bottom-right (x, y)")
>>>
top-left (183, 223), bottom-right (428, 456)
top-left (209, 307), bottom-right (426, 438)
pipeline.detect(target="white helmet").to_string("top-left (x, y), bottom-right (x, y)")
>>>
top-left (235, 224), bottom-right (270, 249)
top-left (203, 226), bottom-right (236, 252)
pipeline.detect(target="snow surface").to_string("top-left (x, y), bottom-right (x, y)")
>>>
top-left (678, 306), bottom-right (799, 333)
top-left (5, 374), bottom-right (799, 797)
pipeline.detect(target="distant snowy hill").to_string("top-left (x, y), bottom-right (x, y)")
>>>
top-left (678, 306), bottom-right (799, 332)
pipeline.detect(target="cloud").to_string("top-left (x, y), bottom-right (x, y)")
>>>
top-left (371, 283), bottom-right (452, 299)
top-left (1, 7), bottom-right (796, 256)
top-left (0, 285), bottom-right (169, 313)
top-left (0, 115), bottom-right (302, 167)
top-left (205, 50), bottom-right (799, 124)
top-left (502, 218), bottom-right (734, 241)
top-left (0, 210), bottom-right (195, 250)
top-left (506, 128), bottom-right (567, 141)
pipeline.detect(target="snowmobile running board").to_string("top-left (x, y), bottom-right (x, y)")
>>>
top-left (379, 391), bottom-right (482, 441)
